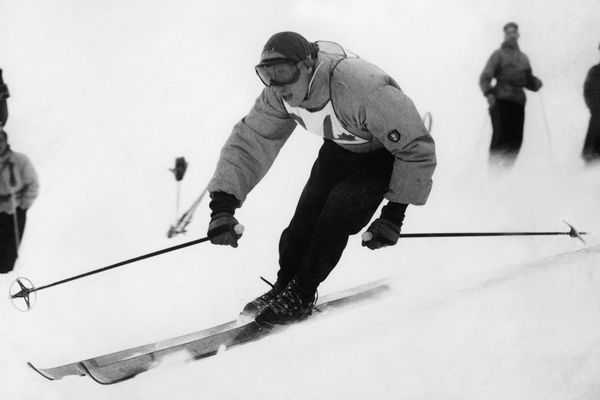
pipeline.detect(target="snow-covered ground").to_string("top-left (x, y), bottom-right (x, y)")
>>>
top-left (1, 1), bottom-right (600, 399)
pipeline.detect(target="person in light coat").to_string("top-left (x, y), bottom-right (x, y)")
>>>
top-left (206, 32), bottom-right (436, 327)
top-left (0, 127), bottom-right (39, 273)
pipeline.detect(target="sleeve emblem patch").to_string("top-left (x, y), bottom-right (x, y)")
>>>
top-left (387, 130), bottom-right (401, 143)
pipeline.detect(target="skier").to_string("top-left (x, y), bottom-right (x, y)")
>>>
top-left (0, 68), bottom-right (9, 126)
top-left (0, 127), bottom-right (39, 273)
top-left (582, 42), bottom-right (600, 163)
top-left (479, 22), bottom-right (543, 166)
top-left (206, 32), bottom-right (436, 327)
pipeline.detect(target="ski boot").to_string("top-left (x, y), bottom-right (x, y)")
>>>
top-left (254, 279), bottom-right (316, 328)
top-left (241, 279), bottom-right (286, 317)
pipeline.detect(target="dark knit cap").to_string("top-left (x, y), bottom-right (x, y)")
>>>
top-left (503, 22), bottom-right (518, 31)
top-left (262, 31), bottom-right (318, 62)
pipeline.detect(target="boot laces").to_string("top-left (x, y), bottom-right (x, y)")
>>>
top-left (270, 281), bottom-right (314, 316)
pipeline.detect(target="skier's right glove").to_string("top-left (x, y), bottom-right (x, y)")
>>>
top-left (207, 191), bottom-right (243, 248)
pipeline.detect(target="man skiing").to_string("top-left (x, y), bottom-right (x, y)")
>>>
top-left (479, 22), bottom-right (543, 166)
top-left (0, 127), bottom-right (39, 273)
top-left (582, 42), bottom-right (600, 163)
top-left (206, 32), bottom-right (436, 328)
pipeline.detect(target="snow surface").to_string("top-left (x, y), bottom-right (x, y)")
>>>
top-left (1, 1), bottom-right (600, 399)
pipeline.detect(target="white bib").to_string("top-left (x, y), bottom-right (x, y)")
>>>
top-left (284, 101), bottom-right (371, 145)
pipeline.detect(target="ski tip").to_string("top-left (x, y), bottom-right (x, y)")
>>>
top-left (27, 362), bottom-right (55, 381)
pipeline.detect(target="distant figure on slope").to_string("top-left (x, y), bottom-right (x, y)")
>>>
top-left (479, 22), bottom-right (543, 166)
top-left (0, 127), bottom-right (39, 274)
top-left (582, 42), bottom-right (600, 163)
top-left (205, 32), bottom-right (436, 328)
top-left (0, 69), bottom-right (9, 126)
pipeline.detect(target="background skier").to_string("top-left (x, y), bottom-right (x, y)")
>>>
top-left (582, 42), bottom-right (600, 163)
top-left (0, 127), bottom-right (39, 273)
top-left (205, 32), bottom-right (436, 328)
top-left (479, 22), bottom-right (543, 166)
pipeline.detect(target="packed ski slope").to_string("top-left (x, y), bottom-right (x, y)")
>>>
top-left (1, 1), bottom-right (600, 399)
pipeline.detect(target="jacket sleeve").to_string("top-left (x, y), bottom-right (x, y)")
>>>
top-left (16, 154), bottom-right (39, 209)
top-left (479, 51), bottom-right (500, 96)
top-left (364, 86), bottom-right (436, 205)
top-left (207, 88), bottom-right (297, 203)
top-left (584, 69), bottom-right (592, 109)
top-left (583, 67), bottom-right (600, 109)
top-left (525, 63), bottom-right (542, 92)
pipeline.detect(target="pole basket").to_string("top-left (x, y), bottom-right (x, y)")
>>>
top-left (9, 277), bottom-right (36, 311)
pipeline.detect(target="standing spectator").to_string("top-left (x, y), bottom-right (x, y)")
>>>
top-left (480, 22), bottom-right (543, 166)
top-left (0, 127), bottom-right (39, 274)
top-left (582, 43), bottom-right (600, 163)
top-left (0, 69), bottom-right (9, 126)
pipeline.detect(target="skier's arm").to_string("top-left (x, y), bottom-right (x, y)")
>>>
top-left (364, 85), bottom-right (436, 206)
top-left (479, 51), bottom-right (500, 96)
top-left (584, 68), bottom-right (595, 109)
top-left (525, 67), bottom-right (543, 92)
top-left (208, 88), bottom-right (297, 204)
top-left (16, 155), bottom-right (39, 209)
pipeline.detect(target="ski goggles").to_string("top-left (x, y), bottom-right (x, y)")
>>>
top-left (255, 58), bottom-right (301, 87)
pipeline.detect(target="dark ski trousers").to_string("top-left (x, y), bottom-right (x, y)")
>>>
top-left (0, 207), bottom-right (26, 273)
top-left (276, 139), bottom-right (394, 295)
top-left (489, 99), bottom-right (525, 164)
top-left (582, 109), bottom-right (600, 162)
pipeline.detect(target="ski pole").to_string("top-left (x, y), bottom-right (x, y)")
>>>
top-left (538, 92), bottom-right (555, 165)
top-left (9, 226), bottom-right (241, 311)
top-left (9, 236), bottom-right (210, 311)
top-left (362, 221), bottom-right (588, 244)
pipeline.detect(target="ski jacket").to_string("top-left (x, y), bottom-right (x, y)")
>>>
top-left (0, 150), bottom-right (39, 214)
top-left (208, 50), bottom-right (436, 205)
top-left (479, 42), bottom-right (542, 105)
top-left (584, 64), bottom-right (600, 110)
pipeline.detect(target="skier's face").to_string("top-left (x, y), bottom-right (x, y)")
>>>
top-left (257, 51), bottom-right (313, 107)
top-left (272, 63), bottom-right (312, 107)
top-left (504, 27), bottom-right (520, 44)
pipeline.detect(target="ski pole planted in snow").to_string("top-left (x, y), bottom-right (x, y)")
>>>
top-left (169, 157), bottom-right (188, 232)
top-left (167, 186), bottom-right (209, 238)
top-left (9, 225), bottom-right (244, 311)
top-left (362, 221), bottom-right (588, 244)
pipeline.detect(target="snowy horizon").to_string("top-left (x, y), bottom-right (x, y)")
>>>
top-left (1, 1), bottom-right (600, 399)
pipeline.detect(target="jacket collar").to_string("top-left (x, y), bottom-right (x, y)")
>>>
top-left (299, 52), bottom-right (342, 111)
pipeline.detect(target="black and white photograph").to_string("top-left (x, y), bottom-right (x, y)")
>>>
top-left (1, 1), bottom-right (600, 399)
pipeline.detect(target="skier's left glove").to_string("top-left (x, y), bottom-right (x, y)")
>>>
top-left (361, 202), bottom-right (407, 250)
top-left (207, 192), bottom-right (243, 248)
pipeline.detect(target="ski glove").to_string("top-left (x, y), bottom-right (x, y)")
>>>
top-left (207, 192), bottom-right (243, 248)
top-left (208, 213), bottom-right (243, 247)
top-left (362, 202), bottom-right (407, 250)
